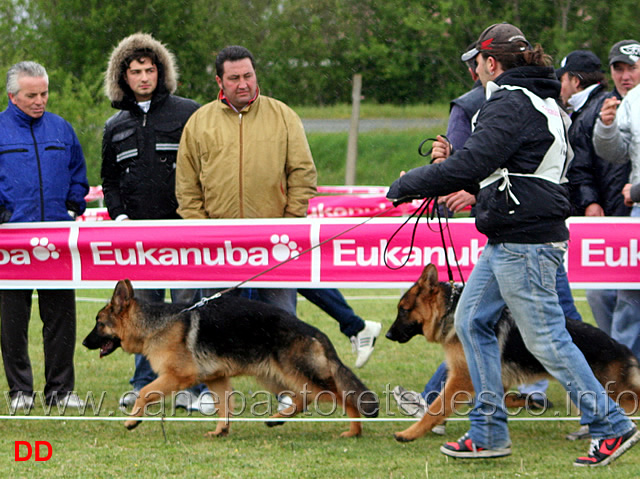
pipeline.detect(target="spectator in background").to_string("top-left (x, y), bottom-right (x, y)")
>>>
top-left (101, 33), bottom-right (210, 412)
top-left (177, 45), bottom-right (315, 316)
top-left (577, 41), bottom-right (640, 348)
top-left (176, 45), bottom-right (381, 368)
top-left (592, 41), bottom-right (640, 368)
top-left (0, 61), bottom-right (89, 409)
top-left (556, 48), bottom-right (625, 441)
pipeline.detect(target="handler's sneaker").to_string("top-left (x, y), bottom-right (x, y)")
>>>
top-left (351, 320), bottom-right (382, 368)
top-left (440, 433), bottom-right (512, 458)
top-left (574, 427), bottom-right (640, 467)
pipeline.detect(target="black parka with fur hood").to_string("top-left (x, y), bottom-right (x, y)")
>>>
top-left (101, 33), bottom-right (200, 220)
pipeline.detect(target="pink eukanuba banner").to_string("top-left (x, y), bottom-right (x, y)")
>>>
top-left (0, 217), bottom-right (637, 289)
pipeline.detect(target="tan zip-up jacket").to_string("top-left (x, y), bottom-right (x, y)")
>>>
top-left (176, 94), bottom-right (317, 219)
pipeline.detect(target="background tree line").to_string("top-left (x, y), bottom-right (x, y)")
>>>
top-left (1, 0), bottom-right (638, 184)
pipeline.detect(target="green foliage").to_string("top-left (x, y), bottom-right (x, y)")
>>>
top-left (5, 0), bottom-right (638, 109)
top-left (308, 127), bottom-right (446, 186)
top-left (3, 0), bottom-right (640, 186)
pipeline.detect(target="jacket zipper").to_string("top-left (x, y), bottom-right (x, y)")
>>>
top-left (30, 119), bottom-right (45, 221)
top-left (238, 113), bottom-right (244, 217)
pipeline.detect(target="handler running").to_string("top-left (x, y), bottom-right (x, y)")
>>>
top-left (387, 23), bottom-right (639, 467)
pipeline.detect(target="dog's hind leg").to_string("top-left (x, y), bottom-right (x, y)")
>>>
top-left (264, 393), bottom-right (302, 427)
top-left (339, 400), bottom-right (363, 438)
top-left (203, 377), bottom-right (233, 438)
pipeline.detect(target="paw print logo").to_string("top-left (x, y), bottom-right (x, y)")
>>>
top-left (271, 234), bottom-right (300, 262)
top-left (30, 237), bottom-right (60, 261)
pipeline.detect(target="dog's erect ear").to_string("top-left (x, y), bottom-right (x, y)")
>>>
top-left (417, 264), bottom-right (439, 289)
top-left (112, 279), bottom-right (134, 312)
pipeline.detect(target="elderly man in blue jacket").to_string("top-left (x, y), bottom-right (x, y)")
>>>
top-left (0, 61), bottom-right (89, 410)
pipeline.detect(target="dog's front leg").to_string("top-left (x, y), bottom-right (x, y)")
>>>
top-left (203, 377), bottom-right (233, 438)
top-left (393, 371), bottom-right (473, 442)
top-left (123, 375), bottom-right (182, 430)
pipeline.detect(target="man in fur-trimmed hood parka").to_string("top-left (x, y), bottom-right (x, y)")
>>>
top-left (101, 32), bottom-right (199, 221)
top-left (101, 33), bottom-right (206, 408)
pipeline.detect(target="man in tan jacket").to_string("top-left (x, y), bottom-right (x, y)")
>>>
top-left (176, 45), bottom-right (316, 315)
top-left (176, 46), bottom-right (382, 369)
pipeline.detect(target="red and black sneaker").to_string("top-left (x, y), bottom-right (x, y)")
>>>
top-left (574, 427), bottom-right (640, 467)
top-left (440, 433), bottom-right (512, 458)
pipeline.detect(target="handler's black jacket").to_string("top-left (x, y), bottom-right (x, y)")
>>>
top-left (101, 91), bottom-right (200, 220)
top-left (566, 86), bottom-right (631, 217)
top-left (388, 66), bottom-right (571, 244)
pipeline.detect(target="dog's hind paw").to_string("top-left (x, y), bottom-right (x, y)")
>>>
top-left (204, 429), bottom-right (229, 438)
top-left (393, 432), bottom-right (416, 443)
top-left (124, 420), bottom-right (141, 430)
top-left (265, 420), bottom-right (285, 428)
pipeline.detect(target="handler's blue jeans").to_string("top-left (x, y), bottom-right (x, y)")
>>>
top-left (454, 242), bottom-right (634, 449)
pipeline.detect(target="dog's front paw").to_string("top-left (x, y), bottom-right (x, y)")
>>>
top-left (204, 428), bottom-right (229, 438)
top-left (124, 419), bottom-right (141, 430)
top-left (393, 432), bottom-right (416, 443)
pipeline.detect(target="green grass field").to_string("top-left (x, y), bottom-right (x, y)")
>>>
top-left (1, 288), bottom-right (638, 478)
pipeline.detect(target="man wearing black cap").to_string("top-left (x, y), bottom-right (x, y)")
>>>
top-left (608, 39), bottom-right (640, 98)
top-left (387, 22), bottom-right (639, 466)
top-left (556, 50), bottom-right (635, 442)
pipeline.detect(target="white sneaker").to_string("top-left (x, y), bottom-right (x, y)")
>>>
top-left (58, 393), bottom-right (85, 408)
top-left (175, 389), bottom-right (199, 410)
top-left (119, 389), bottom-right (140, 408)
top-left (392, 385), bottom-right (428, 418)
top-left (175, 389), bottom-right (216, 414)
top-left (277, 394), bottom-right (294, 412)
top-left (10, 394), bottom-right (34, 411)
top-left (193, 392), bottom-right (216, 414)
top-left (351, 320), bottom-right (382, 368)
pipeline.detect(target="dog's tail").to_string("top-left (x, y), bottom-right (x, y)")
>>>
top-left (335, 364), bottom-right (380, 418)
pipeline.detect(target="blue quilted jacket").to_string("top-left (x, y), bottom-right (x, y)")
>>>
top-left (0, 100), bottom-right (88, 222)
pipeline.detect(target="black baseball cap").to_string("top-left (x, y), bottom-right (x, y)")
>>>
top-left (461, 23), bottom-right (531, 62)
top-left (609, 40), bottom-right (640, 66)
top-left (555, 50), bottom-right (602, 79)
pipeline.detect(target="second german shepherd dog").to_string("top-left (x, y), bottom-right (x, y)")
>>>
top-left (83, 280), bottom-right (379, 438)
top-left (386, 263), bottom-right (640, 442)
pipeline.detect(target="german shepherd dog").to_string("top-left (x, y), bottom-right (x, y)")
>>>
top-left (386, 264), bottom-right (640, 442)
top-left (83, 280), bottom-right (379, 438)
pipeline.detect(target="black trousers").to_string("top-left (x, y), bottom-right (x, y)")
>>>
top-left (0, 289), bottom-right (76, 402)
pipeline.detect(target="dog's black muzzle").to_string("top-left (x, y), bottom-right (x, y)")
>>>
top-left (83, 326), bottom-right (121, 358)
